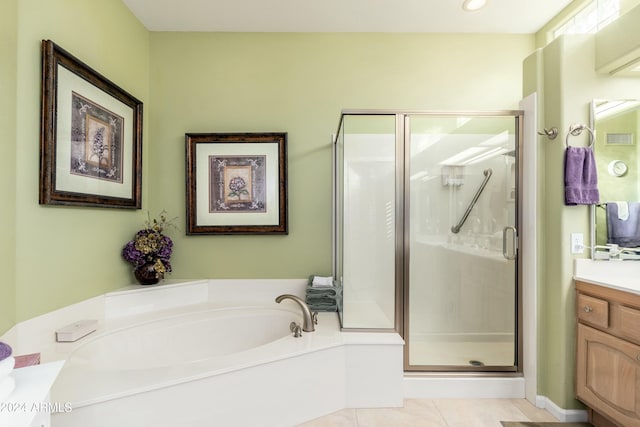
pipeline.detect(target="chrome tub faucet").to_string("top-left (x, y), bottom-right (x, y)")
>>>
top-left (275, 294), bottom-right (316, 332)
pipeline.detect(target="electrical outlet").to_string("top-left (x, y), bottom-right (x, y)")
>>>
top-left (571, 233), bottom-right (584, 254)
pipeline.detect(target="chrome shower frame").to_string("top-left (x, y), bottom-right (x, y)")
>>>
top-left (333, 109), bottom-right (524, 374)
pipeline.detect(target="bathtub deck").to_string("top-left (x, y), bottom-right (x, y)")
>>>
top-left (52, 306), bottom-right (345, 408)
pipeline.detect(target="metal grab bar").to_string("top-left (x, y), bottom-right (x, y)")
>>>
top-left (451, 168), bottom-right (493, 234)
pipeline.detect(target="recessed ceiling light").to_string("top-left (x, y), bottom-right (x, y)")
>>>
top-left (462, 0), bottom-right (488, 11)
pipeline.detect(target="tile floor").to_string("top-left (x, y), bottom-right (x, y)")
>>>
top-left (298, 398), bottom-right (558, 427)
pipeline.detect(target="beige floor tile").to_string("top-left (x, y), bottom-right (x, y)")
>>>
top-left (355, 400), bottom-right (448, 427)
top-left (508, 398), bottom-right (558, 422)
top-left (297, 408), bottom-right (358, 427)
top-left (296, 399), bottom-right (558, 427)
top-left (433, 398), bottom-right (530, 427)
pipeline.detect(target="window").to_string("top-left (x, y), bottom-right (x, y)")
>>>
top-left (553, 0), bottom-right (620, 38)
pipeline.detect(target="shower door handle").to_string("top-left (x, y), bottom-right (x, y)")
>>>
top-left (502, 226), bottom-right (517, 260)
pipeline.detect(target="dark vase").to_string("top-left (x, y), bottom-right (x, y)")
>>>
top-left (134, 262), bottom-right (160, 285)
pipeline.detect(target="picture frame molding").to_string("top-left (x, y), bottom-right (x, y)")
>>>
top-left (185, 132), bottom-right (288, 235)
top-left (40, 39), bottom-right (143, 209)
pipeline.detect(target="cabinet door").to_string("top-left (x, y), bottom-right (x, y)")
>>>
top-left (577, 323), bottom-right (640, 426)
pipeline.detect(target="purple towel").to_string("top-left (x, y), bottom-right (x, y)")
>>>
top-left (564, 146), bottom-right (599, 205)
top-left (0, 342), bottom-right (12, 361)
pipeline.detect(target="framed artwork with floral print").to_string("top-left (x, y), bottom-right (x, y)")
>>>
top-left (185, 132), bottom-right (288, 235)
top-left (40, 40), bottom-right (143, 208)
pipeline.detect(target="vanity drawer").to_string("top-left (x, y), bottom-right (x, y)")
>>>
top-left (577, 293), bottom-right (609, 329)
top-left (617, 305), bottom-right (640, 344)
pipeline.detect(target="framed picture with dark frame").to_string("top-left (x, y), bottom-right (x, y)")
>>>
top-left (40, 39), bottom-right (143, 209)
top-left (185, 132), bottom-right (288, 235)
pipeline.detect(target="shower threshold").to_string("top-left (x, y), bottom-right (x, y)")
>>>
top-left (408, 334), bottom-right (515, 368)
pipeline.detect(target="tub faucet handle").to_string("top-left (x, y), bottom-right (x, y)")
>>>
top-left (290, 322), bottom-right (302, 338)
top-left (312, 311), bottom-right (318, 325)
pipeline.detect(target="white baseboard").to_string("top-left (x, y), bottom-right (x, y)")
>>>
top-left (535, 395), bottom-right (588, 422)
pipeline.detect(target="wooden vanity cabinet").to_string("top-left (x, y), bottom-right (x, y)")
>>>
top-left (575, 280), bottom-right (640, 427)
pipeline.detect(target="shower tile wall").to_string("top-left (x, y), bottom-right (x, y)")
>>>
top-left (341, 132), bottom-right (396, 329)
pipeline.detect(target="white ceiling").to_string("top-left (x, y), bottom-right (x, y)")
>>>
top-left (122, 0), bottom-right (574, 33)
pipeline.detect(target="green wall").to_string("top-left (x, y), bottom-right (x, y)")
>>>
top-left (10, 0), bottom-right (150, 326)
top-left (148, 32), bottom-right (534, 279)
top-left (525, 34), bottom-right (640, 409)
top-left (1, 10), bottom-right (534, 336)
top-left (0, 0), bottom-right (18, 334)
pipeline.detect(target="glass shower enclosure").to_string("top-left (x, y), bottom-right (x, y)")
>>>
top-left (333, 110), bottom-right (522, 372)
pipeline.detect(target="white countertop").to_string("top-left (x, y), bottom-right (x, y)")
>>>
top-left (574, 258), bottom-right (640, 294)
top-left (0, 361), bottom-right (65, 427)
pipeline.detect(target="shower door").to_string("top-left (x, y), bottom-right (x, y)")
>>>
top-left (405, 113), bottom-right (521, 372)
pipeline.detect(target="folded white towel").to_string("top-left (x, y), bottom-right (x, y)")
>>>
top-left (616, 201), bottom-right (629, 221)
top-left (0, 356), bottom-right (14, 381)
top-left (311, 276), bottom-right (333, 288)
top-left (0, 374), bottom-right (15, 402)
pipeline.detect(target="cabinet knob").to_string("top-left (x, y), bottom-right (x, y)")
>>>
top-left (583, 306), bottom-right (593, 313)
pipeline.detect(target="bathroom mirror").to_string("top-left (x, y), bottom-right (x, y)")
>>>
top-left (591, 98), bottom-right (640, 258)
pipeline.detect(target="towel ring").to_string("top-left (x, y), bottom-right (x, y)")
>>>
top-left (565, 124), bottom-right (594, 148)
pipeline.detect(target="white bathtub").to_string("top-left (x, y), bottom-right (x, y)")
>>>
top-left (48, 280), bottom-right (403, 427)
top-left (70, 306), bottom-right (297, 371)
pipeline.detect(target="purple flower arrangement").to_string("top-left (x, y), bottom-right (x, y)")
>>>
top-left (122, 212), bottom-right (175, 279)
top-left (0, 342), bottom-right (11, 361)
